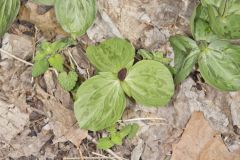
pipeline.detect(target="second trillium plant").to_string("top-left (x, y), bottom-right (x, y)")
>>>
top-left (74, 38), bottom-right (174, 131)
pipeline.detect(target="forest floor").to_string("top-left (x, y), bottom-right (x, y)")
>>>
top-left (0, 0), bottom-right (240, 160)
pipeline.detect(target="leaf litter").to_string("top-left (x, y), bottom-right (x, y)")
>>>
top-left (0, 0), bottom-right (240, 159)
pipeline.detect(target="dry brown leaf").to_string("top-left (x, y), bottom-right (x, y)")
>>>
top-left (18, 2), bottom-right (68, 40)
top-left (0, 100), bottom-right (29, 143)
top-left (171, 112), bottom-right (240, 160)
top-left (35, 85), bottom-right (87, 146)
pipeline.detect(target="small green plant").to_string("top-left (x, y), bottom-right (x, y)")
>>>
top-left (97, 124), bottom-right (139, 150)
top-left (32, 38), bottom-right (78, 91)
top-left (0, 0), bottom-right (96, 38)
top-left (74, 38), bottom-right (174, 131)
top-left (170, 0), bottom-right (240, 91)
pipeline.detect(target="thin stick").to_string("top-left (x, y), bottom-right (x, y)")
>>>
top-left (63, 157), bottom-right (115, 160)
top-left (92, 152), bottom-right (116, 160)
top-left (67, 49), bottom-right (87, 78)
top-left (0, 48), bottom-right (33, 66)
top-left (87, 135), bottom-right (126, 160)
top-left (119, 117), bottom-right (166, 123)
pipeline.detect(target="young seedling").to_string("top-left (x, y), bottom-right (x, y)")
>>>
top-left (32, 38), bottom-right (78, 91)
top-left (74, 38), bottom-right (174, 131)
top-left (97, 124), bottom-right (139, 150)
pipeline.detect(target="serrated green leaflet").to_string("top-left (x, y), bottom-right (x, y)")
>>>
top-left (58, 71), bottom-right (78, 91)
top-left (0, 0), bottom-right (20, 37)
top-left (74, 72), bottom-right (126, 131)
top-left (31, 0), bottom-right (55, 6)
top-left (55, 0), bottom-right (96, 37)
top-left (198, 40), bottom-right (240, 91)
top-left (32, 59), bottom-right (49, 77)
top-left (48, 54), bottom-right (64, 72)
top-left (123, 60), bottom-right (174, 106)
top-left (97, 137), bottom-right (114, 150)
top-left (86, 38), bottom-right (135, 73)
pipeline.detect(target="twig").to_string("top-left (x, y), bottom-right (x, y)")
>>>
top-left (92, 152), bottom-right (116, 160)
top-left (87, 135), bottom-right (126, 160)
top-left (67, 49), bottom-right (87, 78)
top-left (119, 117), bottom-right (166, 123)
top-left (63, 157), bottom-right (115, 160)
top-left (0, 48), bottom-right (33, 66)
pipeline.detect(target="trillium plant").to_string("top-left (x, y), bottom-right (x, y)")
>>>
top-left (170, 0), bottom-right (240, 91)
top-left (74, 38), bottom-right (174, 131)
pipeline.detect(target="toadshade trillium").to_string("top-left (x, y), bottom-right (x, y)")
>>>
top-left (74, 38), bottom-right (174, 131)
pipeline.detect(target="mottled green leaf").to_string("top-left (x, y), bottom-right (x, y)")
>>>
top-left (174, 50), bottom-right (200, 85)
top-left (201, 0), bottom-right (222, 7)
top-left (169, 35), bottom-right (198, 74)
top-left (190, 4), bottom-right (217, 42)
top-left (48, 54), bottom-right (64, 72)
top-left (0, 0), bottom-right (20, 37)
top-left (32, 59), bottom-right (49, 77)
top-left (198, 40), bottom-right (240, 91)
top-left (58, 71), bottom-right (78, 91)
top-left (86, 38), bottom-right (135, 73)
top-left (55, 0), bottom-right (96, 37)
top-left (138, 49), bottom-right (171, 64)
top-left (31, 0), bottom-right (55, 6)
top-left (74, 72), bottom-right (126, 131)
top-left (97, 137), bottom-right (114, 150)
top-left (207, 1), bottom-right (240, 39)
top-left (123, 60), bottom-right (174, 106)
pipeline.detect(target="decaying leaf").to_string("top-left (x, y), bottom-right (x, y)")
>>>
top-left (36, 85), bottom-right (87, 146)
top-left (171, 112), bottom-right (240, 160)
top-left (18, 2), bottom-right (68, 39)
top-left (0, 100), bottom-right (29, 143)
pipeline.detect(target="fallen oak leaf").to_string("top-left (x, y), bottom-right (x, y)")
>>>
top-left (171, 112), bottom-right (240, 160)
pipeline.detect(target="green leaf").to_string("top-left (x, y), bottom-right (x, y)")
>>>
top-left (190, 4), bottom-right (217, 42)
top-left (0, 0), bottom-right (20, 37)
top-left (138, 49), bottom-right (171, 64)
top-left (106, 125), bottom-right (117, 134)
top-left (169, 35), bottom-right (198, 74)
top-left (58, 71), bottom-right (78, 91)
top-left (51, 38), bottom-right (76, 52)
top-left (32, 59), bottom-right (49, 77)
top-left (97, 137), bottom-right (114, 150)
top-left (48, 54), bottom-right (64, 72)
top-left (55, 0), bottom-right (96, 37)
top-left (118, 125), bottom-right (132, 138)
top-left (174, 50), bottom-right (200, 85)
top-left (31, 0), bottom-right (55, 6)
top-left (74, 72), bottom-right (126, 131)
top-left (207, 2), bottom-right (240, 39)
top-left (198, 40), bottom-right (240, 91)
top-left (123, 60), bottom-right (174, 107)
top-left (201, 0), bottom-right (222, 7)
top-left (86, 38), bottom-right (135, 73)
top-left (111, 133), bottom-right (123, 145)
top-left (127, 124), bottom-right (139, 139)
